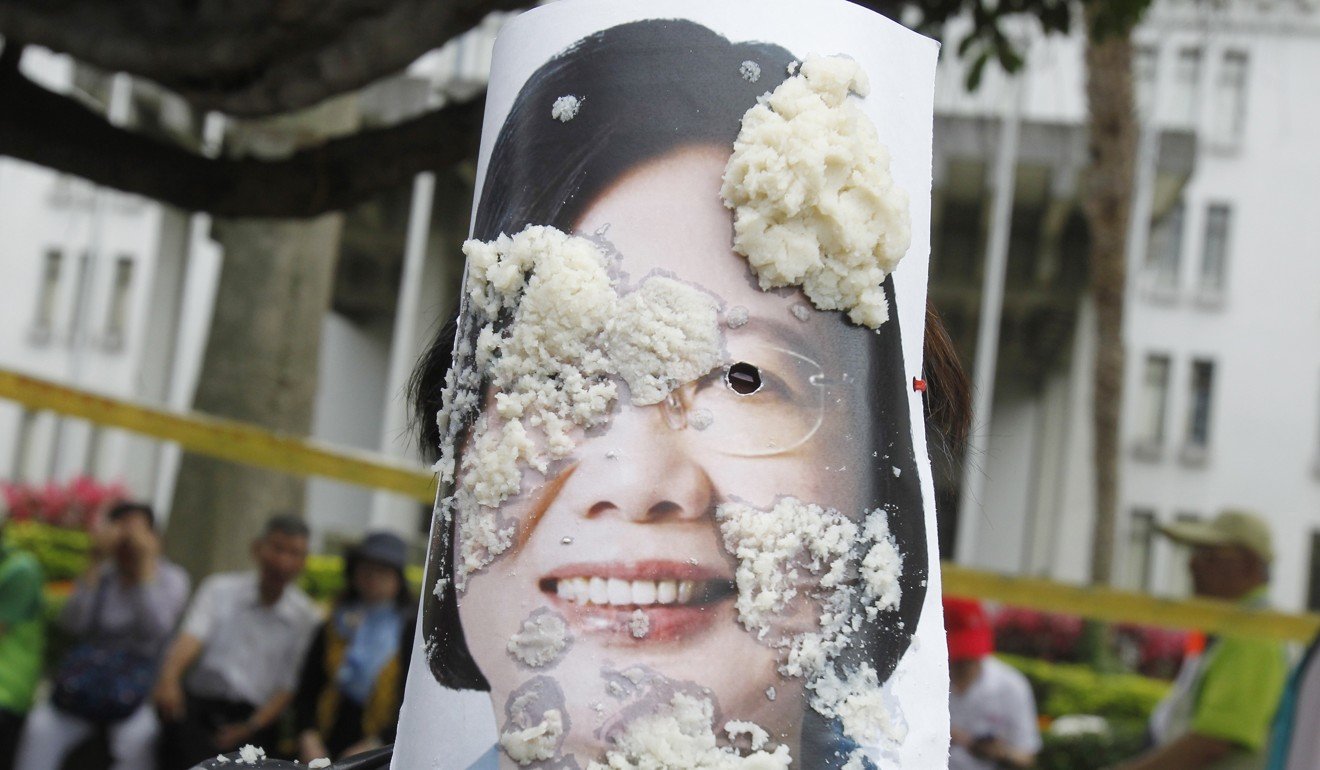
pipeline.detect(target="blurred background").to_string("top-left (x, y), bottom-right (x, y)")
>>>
top-left (1, 0), bottom-right (1318, 768)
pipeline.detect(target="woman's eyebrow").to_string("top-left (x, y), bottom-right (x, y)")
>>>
top-left (737, 316), bottom-right (815, 355)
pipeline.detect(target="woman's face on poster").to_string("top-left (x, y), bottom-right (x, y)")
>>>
top-left (456, 146), bottom-right (880, 758)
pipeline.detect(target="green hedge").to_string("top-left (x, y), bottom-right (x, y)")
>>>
top-left (999, 652), bottom-right (1169, 720)
top-left (1038, 718), bottom-right (1149, 770)
top-left (998, 653), bottom-right (1169, 770)
top-left (3, 520), bottom-right (91, 582)
top-left (4, 521), bottom-right (427, 603)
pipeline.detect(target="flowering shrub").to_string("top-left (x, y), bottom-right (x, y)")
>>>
top-left (1112, 623), bottom-right (1190, 679)
top-left (992, 606), bottom-right (1188, 677)
top-left (1, 476), bottom-right (129, 531)
top-left (992, 606), bottom-right (1086, 662)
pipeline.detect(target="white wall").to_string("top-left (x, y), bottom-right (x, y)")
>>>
top-left (1118, 4), bottom-right (1320, 609)
top-left (944, 0), bottom-right (1320, 611)
top-left (304, 313), bottom-right (392, 545)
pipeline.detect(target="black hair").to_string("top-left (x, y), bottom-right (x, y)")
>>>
top-left (261, 512), bottom-right (310, 540)
top-left (412, 17), bottom-right (929, 741)
top-left (341, 550), bottom-right (414, 611)
top-left (107, 501), bottom-right (156, 530)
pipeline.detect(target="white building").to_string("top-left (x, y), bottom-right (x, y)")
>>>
top-left (0, 17), bottom-right (506, 546)
top-left (3, 3), bottom-right (1318, 610)
top-left (0, 49), bottom-right (224, 511)
top-left (942, 0), bottom-right (1320, 611)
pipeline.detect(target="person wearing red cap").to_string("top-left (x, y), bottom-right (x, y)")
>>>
top-left (945, 597), bottom-right (1041, 770)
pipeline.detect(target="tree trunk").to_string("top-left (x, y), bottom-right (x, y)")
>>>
top-left (1081, 8), bottom-right (1137, 586)
top-left (164, 98), bottom-right (358, 579)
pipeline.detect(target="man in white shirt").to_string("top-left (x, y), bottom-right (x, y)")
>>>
top-left (154, 514), bottom-right (320, 767)
top-left (946, 597), bottom-right (1041, 770)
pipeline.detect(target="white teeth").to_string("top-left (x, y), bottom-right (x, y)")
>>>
top-left (632, 580), bottom-right (656, 605)
top-left (589, 577), bottom-right (609, 604)
top-left (608, 578), bottom-right (632, 605)
top-left (553, 577), bottom-right (705, 606)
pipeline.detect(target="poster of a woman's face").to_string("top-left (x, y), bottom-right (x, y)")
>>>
top-left (397, 2), bottom-right (943, 768)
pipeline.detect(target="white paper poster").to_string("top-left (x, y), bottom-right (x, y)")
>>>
top-left (394, 1), bottom-right (946, 767)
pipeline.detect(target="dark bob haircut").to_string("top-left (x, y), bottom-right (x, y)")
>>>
top-left (413, 17), bottom-right (928, 716)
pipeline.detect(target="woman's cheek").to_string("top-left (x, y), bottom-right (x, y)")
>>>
top-left (707, 455), bottom-right (854, 512)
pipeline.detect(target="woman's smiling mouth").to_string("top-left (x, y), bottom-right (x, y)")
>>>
top-left (538, 561), bottom-right (737, 642)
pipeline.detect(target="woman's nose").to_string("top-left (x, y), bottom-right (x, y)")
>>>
top-left (558, 398), bottom-right (714, 524)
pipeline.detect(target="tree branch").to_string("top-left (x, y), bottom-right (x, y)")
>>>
top-left (0, 0), bottom-right (529, 116)
top-left (0, 66), bottom-right (484, 218)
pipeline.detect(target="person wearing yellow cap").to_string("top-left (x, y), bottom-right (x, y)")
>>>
top-left (1113, 510), bottom-right (1289, 770)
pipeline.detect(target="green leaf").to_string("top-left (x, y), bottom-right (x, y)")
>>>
top-left (997, 44), bottom-right (1025, 73)
top-left (966, 51), bottom-right (990, 91)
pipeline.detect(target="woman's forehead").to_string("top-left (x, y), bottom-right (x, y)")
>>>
top-left (574, 147), bottom-right (746, 291)
top-left (572, 146), bottom-right (866, 364)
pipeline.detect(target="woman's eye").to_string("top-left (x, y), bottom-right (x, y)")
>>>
top-left (725, 361), bottom-right (763, 395)
top-left (718, 362), bottom-right (797, 401)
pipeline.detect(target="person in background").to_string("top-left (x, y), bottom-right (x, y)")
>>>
top-left (946, 596), bottom-right (1041, 770)
top-left (1114, 510), bottom-right (1289, 770)
top-left (293, 532), bottom-right (414, 764)
top-left (16, 502), bottom-right (189, 770)
top-left (154, 513), bottom-right (319, 767)
top-left (0, 512), bottom-right (43, 770)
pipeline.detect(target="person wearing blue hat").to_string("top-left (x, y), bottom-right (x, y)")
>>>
top-left (292, 532), bottom-right (415, 766)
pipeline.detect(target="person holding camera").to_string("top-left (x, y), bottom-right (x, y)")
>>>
top-left (15, 502), bottom-right (189, 770)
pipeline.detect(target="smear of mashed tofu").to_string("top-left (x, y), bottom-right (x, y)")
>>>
top-left (445, 226), bottom-right (725, 583)
top-left (722, 54), bottom-right (910, 328)
top-left (552, 95), bottom-right (582, 122)
top-left (507, 610), bottom-right (571, 668)
top-left (811, 664), bottom-right (905, 746)
top-left (717, 497), bottom-right (906, 751)
top-left (607, 276), bottom-right (723, 406)
top-left (588, 693), bottom-right (790, 769)
top-left (500, 708), bottom-right (565, 764)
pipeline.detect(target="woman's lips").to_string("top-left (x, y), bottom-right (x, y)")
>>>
top-left (539, 561), bottom-right (736, 642)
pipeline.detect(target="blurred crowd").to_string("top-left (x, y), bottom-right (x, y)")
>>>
top-left (5, 504), bottom-right (1320, 770)
top-left (946, 510), bottom-right (1320, 770)
top-left (0, 504), bottom-right (413, 770)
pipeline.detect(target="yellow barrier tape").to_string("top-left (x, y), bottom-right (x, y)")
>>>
top-left (5, 367), bottom-right (1317, 641)
top-left (944, 563), bottom-right (1320, 642)
top-left (0, 369), bottom-right (437, 504)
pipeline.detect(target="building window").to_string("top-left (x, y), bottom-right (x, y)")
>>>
top-left (1146, 201), bottom-right (1184, 295)
top-left (1135, 354), bottom-right (1172, 458)
top-left (30, 249), bottom-right (63, 344)
top-left (66, 251), bottom-right (93, 348)
top-left (1211, 51), bottom-right (1248, 148)
top-left (1124, 508), bottom-right (1157, 591)
top-left (103, 256), bottom-right (135, 350)
top-left (1134, 46), bottom-right (1159, 120)
top-left (1183, 359), bottom-right (1215, 463)
top-left (1199, 204), bottom-right (1232, 298)
top-left (1171, 47), bottom-right (1202, 128)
